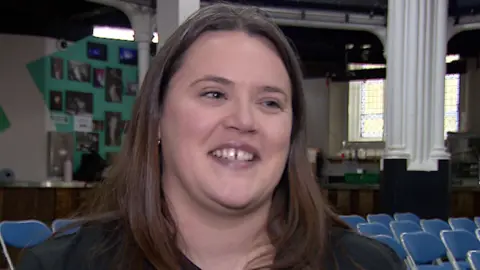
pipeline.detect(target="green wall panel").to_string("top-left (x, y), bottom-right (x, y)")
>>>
top-left (27, 36), bottom-right (139, 171)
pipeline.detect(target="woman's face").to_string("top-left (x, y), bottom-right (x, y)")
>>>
top-left (159, 31), bottom-right (292, 213)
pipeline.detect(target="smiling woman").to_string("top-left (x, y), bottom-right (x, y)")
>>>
top-left (17, 3), bottom-right (405, 270)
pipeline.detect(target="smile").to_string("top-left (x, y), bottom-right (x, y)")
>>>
top-left (211, 148), bottom-right (255, 161)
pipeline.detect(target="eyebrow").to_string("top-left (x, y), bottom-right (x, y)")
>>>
top-left (190, 75), bottom-right (288, 98)
top-left (190, 75), bottom-right (234, 87)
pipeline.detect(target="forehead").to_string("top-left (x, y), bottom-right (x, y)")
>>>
top-left (172, 31), bottom-right (291, 91)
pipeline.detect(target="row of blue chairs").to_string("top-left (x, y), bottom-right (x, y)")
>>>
top-left (0, 219), bottom-right (79, 269)
top-left (340, 213), bottom-right (480, 269)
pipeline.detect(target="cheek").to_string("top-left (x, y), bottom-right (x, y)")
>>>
top-left (264, 116), bottom-right (292, 156)
top-left (161, 101), bottom-right (216, 147)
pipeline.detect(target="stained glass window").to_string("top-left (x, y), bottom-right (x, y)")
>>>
top-left (348, 55), bottom-right (460, 141)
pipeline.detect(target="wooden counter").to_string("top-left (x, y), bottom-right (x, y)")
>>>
top-left (0, 181), bottom-right (94, 223)
top-left (322, 183), bottom-right (480, 218)
top-left (0, 181), bottom-right (94, 267)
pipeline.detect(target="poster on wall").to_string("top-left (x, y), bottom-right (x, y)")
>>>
top-left (126, 82), bottom-right (138, 96)
top-left (76, 132), bottom-right (99, 152)
top-left (105, 111), bottom-right (122, 147)
top-left (87, 42), bottom-right (108, 61)
top-left (49, 90), bottom-right (63, 111)
top-left (93, 68), bottom-right (105, 88)
top-left (105, 67), bottom-right (123, 103)
top-left (50, 112), bottom-right (69, 125)
top-left (67, 60), bottom-right (91, 83)
top-left (74, 115), bottom-right (93, 132)
top-left (65, 91), bottom-right (93, 116)
top-left (50, 57), bottom-right (64, 80)
top-left (47, 132), bottom-right (74, 177)
top-left (93, 120), bottom-right (104, 132)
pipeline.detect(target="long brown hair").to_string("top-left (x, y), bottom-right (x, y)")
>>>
top-left (82, 3), bottom-right (347, 269)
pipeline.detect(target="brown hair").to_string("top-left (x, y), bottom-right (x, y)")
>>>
top-left (82, 3), bottom-right (347, 269)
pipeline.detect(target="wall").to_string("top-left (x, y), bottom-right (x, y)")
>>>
top-left (303, 78), bottom-right (349, 155)
top-left (27, 36), bottom-right (138, 176)
top-left (0, 34), bottom-right (59, 181)
top-left (0, 34), bottom-right (346, 181)
top-left (0, 34), bottom-right (138, 181)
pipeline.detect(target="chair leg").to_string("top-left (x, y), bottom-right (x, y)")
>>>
top-left (0, 236), bottom-right (14, 270)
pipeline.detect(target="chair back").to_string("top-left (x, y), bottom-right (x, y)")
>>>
top-left (339, 215), bottom-right (366, 230)
top-left (357, 222), bottom-right (393, 238)
top-left (420, 219), bottom-right (451, 239)
top-left (390, 220), bottom-right (421, 242)
top-left (474, 217), bottom-right (480, 228)
top-left (52, 218), bottom-right (81, 236)
top-left (468, 250), bottom-right (480, 270)
top-left (449, 217), bottom-right (477, 235)
top-left (0, 220), bottom-right (52, 270)
top-left (441, 230), bottom-right (480, 261)
top-left (401, 231), bottom-right (447, 266)
top-left (367, 213), bottom-right (394, 229)
top-left (394, 212), bottom-right (420, 225)
top-left (371, 235), bottom-right (407, 260)
top-left (476, 228), bottom-right (480, 241)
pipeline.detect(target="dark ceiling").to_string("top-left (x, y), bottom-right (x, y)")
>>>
top-left (2, 0), bottom-right (480, 78)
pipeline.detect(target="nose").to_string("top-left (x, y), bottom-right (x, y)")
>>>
top-left (224, 98), bottom-right (257, 133)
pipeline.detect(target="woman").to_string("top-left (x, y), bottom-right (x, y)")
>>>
top-left (17, 3), bottom-right (404, 270)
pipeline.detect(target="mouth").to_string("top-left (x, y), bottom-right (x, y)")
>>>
top-left (208, 143), bottom-right (260, 164)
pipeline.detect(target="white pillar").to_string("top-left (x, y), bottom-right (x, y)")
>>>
top-left (156, 0), bottom-right (200, 50)
top-left (130, 10), bottom-right (154, 86)
top-left (86, 0), bottom-right (153, 87)
top-left (384, 0), bottom-right (449, 171)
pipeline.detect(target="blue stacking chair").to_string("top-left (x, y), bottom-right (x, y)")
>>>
top-left (357, 222), bottom-right (394, 238)
top-left (0, 220), bottom-right (52, 269)
top-left (421, 219), bottom-right (451, 239)
top-left (467, 250), bottom-right (480, 270)
top-left (367, 213), bottom-right (394, 229)
top-left (339, 215), bottom-right (366, 230)
top-left (52, 218), bottom-right (81, 236)
top-left (371, 235), bottom-right (410, 268)
top-left (390, 221), bottom-right (422, 242)
top-left (474, 217), bottom-right (480, 228)
top-left (401, 231), bottom-right (454, 270)
top-left (394, 212), bottom-right (421, 225)
top-left (441, 230), bottom-right (480, 270)
top-left (449, 217), bottom-right (478, 235)
top-left (476, 229), bottom-right (480, 241)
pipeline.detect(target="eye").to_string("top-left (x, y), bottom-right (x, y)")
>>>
top-left (201, 91), bottom-right (226, 100)
top-left (262, 100), bottom-right (281, 109)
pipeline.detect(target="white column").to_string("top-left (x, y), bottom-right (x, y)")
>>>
top-left (86, 0), bottom-right (154, 87)
top-left (384, 0), bottom-right (449, 171)
top-left (156, 0), bottom-right (200, 50)
top-left (130, 10), bottom-right (154, 86)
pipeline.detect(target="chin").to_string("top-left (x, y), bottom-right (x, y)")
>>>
top-left (211, 194), bottom-right (259, 212)
top-left (209, 190), bottom-right (274, 214)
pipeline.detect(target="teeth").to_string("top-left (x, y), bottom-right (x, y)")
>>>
top-left (212, 148), bottom-right (254, 161)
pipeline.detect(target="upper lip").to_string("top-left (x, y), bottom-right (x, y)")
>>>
top-left (210, 141), bottom-right (260, 158)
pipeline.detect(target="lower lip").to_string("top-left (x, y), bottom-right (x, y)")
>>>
top-left (209, 154), bottom-right (258, 170)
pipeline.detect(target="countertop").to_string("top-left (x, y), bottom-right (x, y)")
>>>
top-left (0, 180), bottom-right (96, 188)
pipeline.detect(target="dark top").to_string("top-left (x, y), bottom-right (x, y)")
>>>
top-left (16, 223), bottom-right (406, 270)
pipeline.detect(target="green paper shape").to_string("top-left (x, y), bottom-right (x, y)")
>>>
top-left (0, 106), bottom-right (10, 133)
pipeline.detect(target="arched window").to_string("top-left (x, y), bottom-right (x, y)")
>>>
top-left (348, 55), bottom-right (460, 141)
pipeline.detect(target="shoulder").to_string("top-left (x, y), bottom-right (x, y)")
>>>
top-left (327, 227), bottom-right (406, 270)
top-left (16, 222), bottom-right (119, 270)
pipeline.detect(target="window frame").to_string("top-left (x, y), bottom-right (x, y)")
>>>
top-left (347, 56), bottom-right (460, 142)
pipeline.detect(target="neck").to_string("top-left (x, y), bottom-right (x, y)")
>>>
top-left (164, 183), bottom-right (273, 270)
